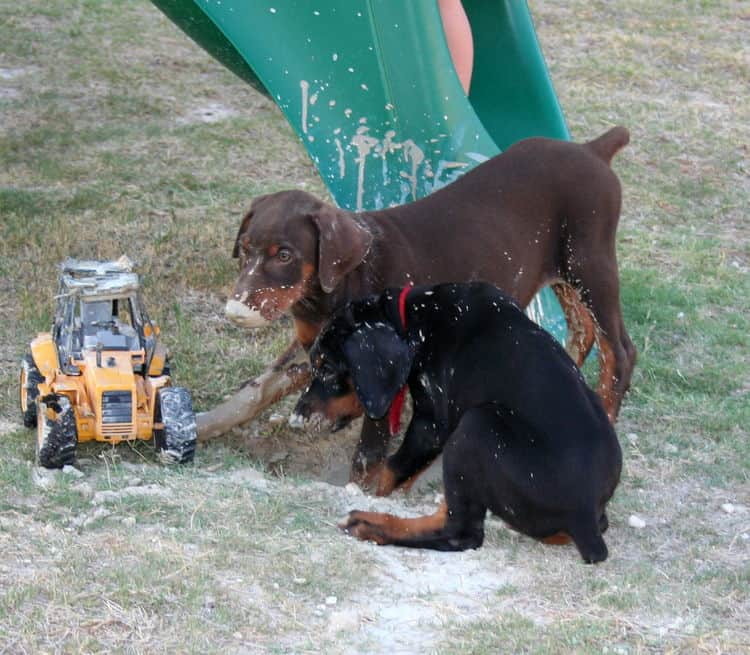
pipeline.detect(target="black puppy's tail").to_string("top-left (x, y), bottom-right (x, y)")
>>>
top-left (585, 126), bottom-right (630, 165)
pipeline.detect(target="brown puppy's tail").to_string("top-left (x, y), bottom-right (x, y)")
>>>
top-left (585, 126), bottom-right (630, 165)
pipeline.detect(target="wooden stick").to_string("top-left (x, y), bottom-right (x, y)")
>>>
top-left (196, 340), bottom-right (310, 441)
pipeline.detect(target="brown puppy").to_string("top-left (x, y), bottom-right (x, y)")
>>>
top-left (225, 127), bottom-right (636, 487)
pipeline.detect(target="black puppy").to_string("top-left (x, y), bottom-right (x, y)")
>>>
top-left (293, 282), bottom-right (622, 563)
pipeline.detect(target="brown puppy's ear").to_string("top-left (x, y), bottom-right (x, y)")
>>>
top-left (310, 206), bottom-right (373, 293)
top-left (232, 210), bottom-right (253, 259)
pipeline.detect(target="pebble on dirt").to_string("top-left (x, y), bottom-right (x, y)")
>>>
top-left (628, 515), bottom-right (647, 529)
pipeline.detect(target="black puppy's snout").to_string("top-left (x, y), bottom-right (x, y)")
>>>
top-left (292, 390), bottom-right (313, 420)
top-left (289, 389), bottom-right (314, 430)
top-left (291, 378), bottom-right (329, 424)
top-left (290, 380), bottom-right (337, 433)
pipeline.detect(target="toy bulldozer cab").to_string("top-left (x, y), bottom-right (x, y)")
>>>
top-left (19, 257), bottom-right (197, 468)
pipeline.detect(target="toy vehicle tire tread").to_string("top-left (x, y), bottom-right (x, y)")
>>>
top-left (154, 387), bottom-right (197, 464)
top-left (20, 355), bottom-right (44, 428)
top-left (36, 394), bottom-right (78, 469)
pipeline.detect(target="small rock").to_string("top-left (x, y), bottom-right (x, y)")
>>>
top-left (268, 451), bottom-right (288, 465)
top-left (325, 596), bottom-right (337, 606)
top-left (121, 516), bottom-right (136, 527)
top-left (288, 414), bottom-right (305, 429)
top-left (42, 524), bottom-right (61, 538)
top-left (628, 515), bottom-right (646, 529)
top-left (228, 468), bottom-right (268, 490)
top-left (32, 467), bottom-right (60, 489)
top-left (664, 443), bottom-right (678, 454)
top-left (72, 482), bottom-right (94, 498)
top-left (721, 503), bottom-right (735, 514)
top-left (120, 485), bottom-right (167, 499)
top-left (268, 413), bottom-right (285, 425)
top-left (626, 433), bottom-right (638, 444)
top-left (92, 490), bottom-right (119, 505)
top-left (327, 609), bottom-right (360, 635)
top-left (183, 543), bottom-right (199, 555)
top-left (293, 577), bottom-right (307, 585)
top-left (344, 482), bottom-right (362, 496)
top-left (126, 477), bottom-right (143, 487)
top-left (233, 632), bottom-right (242, 639)
top-left (70, 514), bottom-right (87, 529)
top-left (62, 465), bottom-right (84, 478)
top-left (120, 462), bottom-right (147, 473)
top-left (83, 507), bottom-right (112, 528)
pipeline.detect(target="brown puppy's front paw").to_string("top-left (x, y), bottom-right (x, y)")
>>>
top-left (339, 511), bottom-right (389, 545)
top-left (374, 466), bottom-right (399, 497)
top-left (349, 461), bottom-right (385, 494)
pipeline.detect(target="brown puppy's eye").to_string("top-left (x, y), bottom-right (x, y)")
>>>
top-left (277, 248), bottom-right (292, 263)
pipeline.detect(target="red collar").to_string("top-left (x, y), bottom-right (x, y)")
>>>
top-left (388, 284), bottom-right (413, 435)
top-left (397, 283), bottom-right (411, 330)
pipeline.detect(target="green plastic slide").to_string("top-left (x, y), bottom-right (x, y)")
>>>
top-left (151, 0), bottom-right (570, 340)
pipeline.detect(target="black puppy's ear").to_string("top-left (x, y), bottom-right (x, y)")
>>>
top-left (343, 324), bottom-right (411, 419)
top-left (310, 205), bottom-right (373, 293)
top-left (232, 210), bottom-right (253, 259)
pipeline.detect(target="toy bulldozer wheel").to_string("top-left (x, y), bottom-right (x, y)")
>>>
top-left (20, 355), bottom-right (44, 428)
top-left (36, 394), bottom-right (78, 469)
top-left (154, 387), bottom-right (197, 464)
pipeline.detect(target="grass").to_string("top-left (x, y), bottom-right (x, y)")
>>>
top-left (1, 0), bottom-right (749, 652)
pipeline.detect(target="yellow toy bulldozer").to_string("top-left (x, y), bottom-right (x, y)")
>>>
top-left (19, 257), bottom-right (197, 468)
